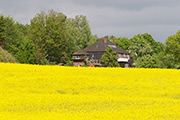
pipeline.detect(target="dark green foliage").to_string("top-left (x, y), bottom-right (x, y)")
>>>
top-left (1, 11), bottom-right (180, 69)
top-left (29, 10), bottom-right (68, 64)
top-left (135, 54), bottom-right (158, 68)
top-left (1, 16), bottom-right (21, 54)
top-left (0, 15), bottom-right (35, 64)
top-left (66, 15), bottom-right (98, 52)
top-left (165, 30), bottom-right (180, 65)
top-left (0, 15), bottom-right (6, 47)
top-left (157, 53), bottom-right (176, 68)
top-left (101, 47), bottom-right (119, 67)
top-left (0, 47), bottom-right (17, 63)
top-left (115, 37), bottom-right (130, 50)
top-left (129, 33), bottom-right (164, 59)
top-left (16, 40), bottom-right (35, 64)
top-left (65, 61), bottom-right (74, 66)
top-left (127, 33), bottom-right (165, 67)
top-left (83, 55), bottom-right (88, 66)
top-left (1, 11), bottom-right (97, 65)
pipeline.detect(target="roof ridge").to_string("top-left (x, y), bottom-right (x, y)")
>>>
top-left (82, 39), bottom-right (129, 54)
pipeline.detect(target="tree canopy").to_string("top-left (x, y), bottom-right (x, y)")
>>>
top-left (165, 30), bottom-right (180, 66)
top-left (101, 47), bottom-right (119, 67)
top-left (29, 10), bottom-right (68, 64)
top-left (0, 11), bottom-right (180, 68)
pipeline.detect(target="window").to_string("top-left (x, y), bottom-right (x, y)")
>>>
top-left (75, 56), bottom-right (80, 59)
top-left (118, 54), bottom-right (121, 58)
top-left (92, 54), bottom-right (96, 58)
top-left (96, 45), bottom-right (99, 48)
top-left (123, 54), bottom-right (125, 58)
top-left (127, 55), bottom-right (129, 59)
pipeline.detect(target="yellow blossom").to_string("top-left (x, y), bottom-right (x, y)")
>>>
top-left (0, 63), bottom-right (180, 119)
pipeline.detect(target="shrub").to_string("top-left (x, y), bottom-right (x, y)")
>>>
top-left (0, 47), bottom-right (17, 63)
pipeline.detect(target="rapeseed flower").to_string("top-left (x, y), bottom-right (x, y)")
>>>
top-left (0, 63), bottom-right (180, 119)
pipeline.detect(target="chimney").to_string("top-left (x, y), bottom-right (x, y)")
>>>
top-left (104, 38), bottom-right (107, 43)
top-left (113, 39), bottom-right (116, 44)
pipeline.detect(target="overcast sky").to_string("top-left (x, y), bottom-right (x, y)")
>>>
top-left (1, 0), bottom-right (180, 43)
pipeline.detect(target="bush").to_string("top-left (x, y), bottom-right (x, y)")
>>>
top-left (0, 47), bottom-right (17, 63)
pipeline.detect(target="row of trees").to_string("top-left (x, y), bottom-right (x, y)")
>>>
top-left (0, 10), bottom-right (98, 65)
top-left (0, 10), bottom-right (179, 68)
top-left (107, 32), bottom-right (180, 68)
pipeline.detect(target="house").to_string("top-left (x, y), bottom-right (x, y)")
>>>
top-left (72, 38), bottom-right (133, 67)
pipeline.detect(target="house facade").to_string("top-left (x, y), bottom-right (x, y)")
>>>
top-left (72, 38), bottom-right (133, 67)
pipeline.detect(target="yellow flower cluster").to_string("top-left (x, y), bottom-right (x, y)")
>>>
top-left (0, 63), bottom-right (180, 119)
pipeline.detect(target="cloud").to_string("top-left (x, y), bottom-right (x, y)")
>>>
top-left (0, 0), bottom-right (180, 42)
top-left (77, 2), bottom-right (180, 42)
top-left (73, 0), bottom-right (180, 10)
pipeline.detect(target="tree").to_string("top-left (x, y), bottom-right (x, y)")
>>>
top-left (0, 15), bottom-right (6, 48)
top-left (15, 40), bottom-right (35, 64)
top-left (115, 37), bottom-right (130, 50)
top-left (83, 55), bottom-right (88, 66)
top-left (157, 52), bottom-right (176, 68)
top-left (0, 15), bottom-right (32, 64)
top-left (140, 33), bottom-right (163, 54)
top-left (101, 47), bottom-right (119, 67)
top-left (165, 30), bottom-right (180, 65)
top-left (66, 15), bottom-right (97, 52)
top-left (29, 10), bottom-right (68, 64)
top-left (128, 33), bottom-right (164, 64)
top-left (135, 54), bottom-right (158, 68)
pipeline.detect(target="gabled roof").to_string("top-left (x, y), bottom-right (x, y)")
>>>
top-left (84, 39), bottom-right (129, 54)
top-left (73, 49), bottom-right (88, 55)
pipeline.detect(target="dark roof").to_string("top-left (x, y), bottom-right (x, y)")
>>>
top-left (73, 49), bottom-right (88, 55)
top-left (83, 39), bottom-right (129, 54)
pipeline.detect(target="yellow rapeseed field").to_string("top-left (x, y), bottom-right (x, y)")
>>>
top-left (0, 63), bottom-right (180, 120)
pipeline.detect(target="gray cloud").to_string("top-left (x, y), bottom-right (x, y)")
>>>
top-left (0, 0), bottom-right (180, 42)
top-left (73, 0), bottom-right (180, 10)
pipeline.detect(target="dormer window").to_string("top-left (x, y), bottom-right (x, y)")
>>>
top-left (96, 45), bottom-right (99, 48)
top-left (108, 45), bottom-right (117, 48)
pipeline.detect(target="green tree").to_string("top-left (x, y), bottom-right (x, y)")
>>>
top-left (128, 33), bottom-right (164, 63)
top-left (83, 55), bottom-right (88, 66)
top-left (13, 22), bottom-right (35, 64)
top-left (29, 10), bottom-right (68, 64)
top-left (66, 15), bottom-right (97, 52)
top-left (115, 37), bottom-right (130, 50)
top-left (101, 47), bottom-right (119, 67)
top-left (0, 15), bottom-right (6, 48)
top-left (165, 30), bottom-right (180, 65)
top-left (135, 54), bottom-right (158, 68)
top-left (140, 33), bottom-right (164, 54)
top-left (0, 15), bottom-right (33, 64)
top-left (0, 15), bottom-right (20, 54)
top-left (16, 40), bottom-right (35, 64)
top-left (156, 52), bottom-right (176, 68)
